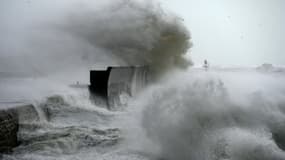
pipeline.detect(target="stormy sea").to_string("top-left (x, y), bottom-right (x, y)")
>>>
top-left (1, 0), bottom-right (285, 160)
top-left (1, 66), bottom-right (285, 160)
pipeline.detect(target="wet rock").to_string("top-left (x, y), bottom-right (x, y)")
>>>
top-left (0, 110), bottom-right (19, 153)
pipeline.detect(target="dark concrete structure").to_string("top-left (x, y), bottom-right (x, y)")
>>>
top-left (90, 67), bottom-right (112, 98)
top-left (0, 109), bottom-right (18, 153)
top-left (0, 104), bottom-right (39, 153)
top-left (89, 66), bottom-right (148, 109)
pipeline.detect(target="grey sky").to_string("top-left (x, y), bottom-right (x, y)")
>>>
top-left (160, 0), bottom-right (285, 66)
top-left (0, 0), bottom-right (284, 70)
top-left (0, 0), bottom-right (191, 74)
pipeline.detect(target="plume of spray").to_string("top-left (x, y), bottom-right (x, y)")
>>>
top-left (123, 70), bottom-right (285, 160)
top-left (0, 0), bottom-right (192, 78)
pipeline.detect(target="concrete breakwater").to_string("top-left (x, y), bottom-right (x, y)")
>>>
top-left (89, 66), bottom-right (149, 109)
top-left (0, 104), bottom-right (38, 153)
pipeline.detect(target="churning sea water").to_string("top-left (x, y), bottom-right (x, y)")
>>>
top-left (1, 67), bottom-right (285, 160)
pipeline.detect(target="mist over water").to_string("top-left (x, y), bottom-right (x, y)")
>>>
top-left (1, 0), bottom-right (285, 160)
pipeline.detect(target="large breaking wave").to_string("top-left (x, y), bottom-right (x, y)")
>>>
top-left (123, 70), bottom-right (285, 160)
top-left (2, 1), bottom-right (285, 160)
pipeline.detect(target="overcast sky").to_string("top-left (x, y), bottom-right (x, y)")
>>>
top-left (1, 0), bottom-right (284, 69)
top-left (160, 0), bottom-right (285, 66)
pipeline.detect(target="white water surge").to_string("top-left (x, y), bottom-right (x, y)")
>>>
top-left (123, 68), bottom-right (285, 160)
top-left (1, 0), bottom-right (285, 160)
top-left (1, 68), bottom-right (285, 160)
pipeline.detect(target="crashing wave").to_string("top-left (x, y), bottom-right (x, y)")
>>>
top-left (124, 70), bottom-right (285, 160)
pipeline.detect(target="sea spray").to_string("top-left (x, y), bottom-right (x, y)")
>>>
top-left (0, 0), bottom-right (192, 78)
top-left (123, 69), bottom-right (285, 160)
